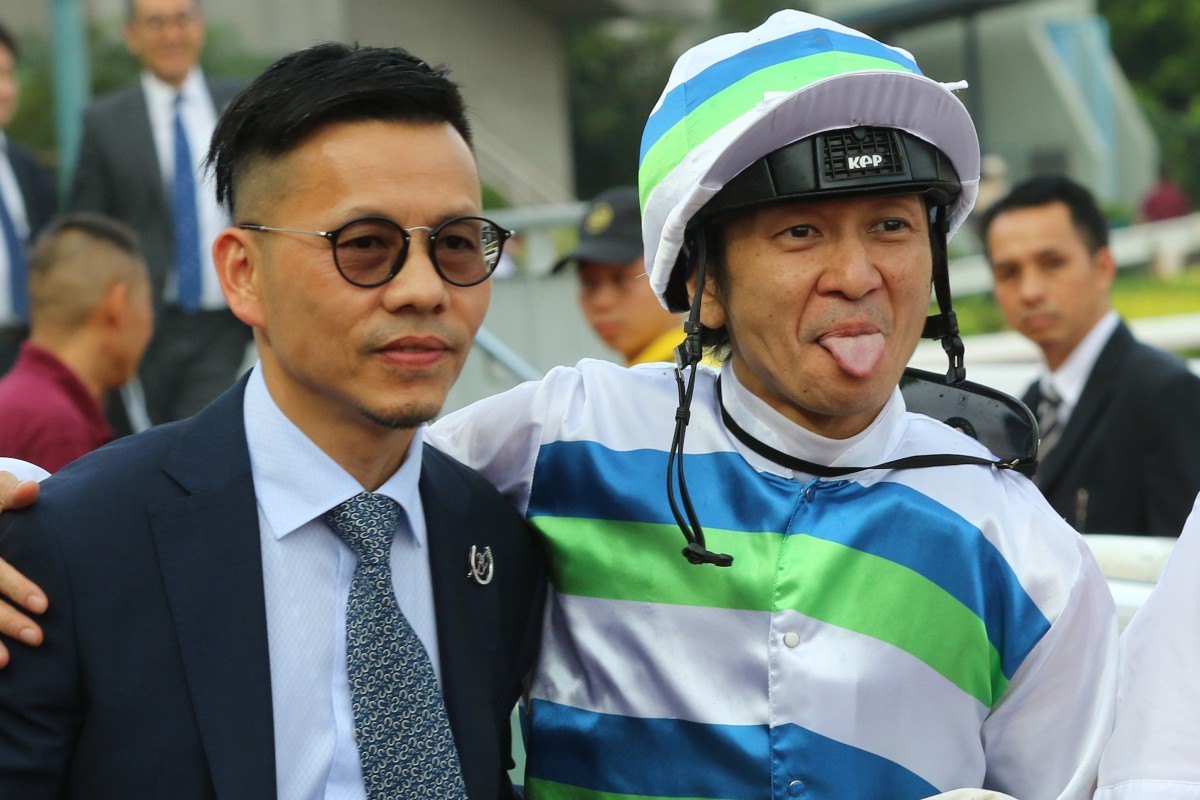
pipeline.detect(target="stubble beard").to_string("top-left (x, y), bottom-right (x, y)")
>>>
top-left (359, 401), bottom-right (443, 431)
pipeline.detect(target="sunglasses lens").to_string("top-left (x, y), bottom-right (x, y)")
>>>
top-left (334, 219), bottom-right (407, 286)
top-left (434, 217), bottom-right (505, 286)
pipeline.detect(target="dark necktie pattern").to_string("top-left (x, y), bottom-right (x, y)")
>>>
top-left (1037, 383), bottom-right (1064, 459)
top-left (324, 492), bottom-right (468, 799)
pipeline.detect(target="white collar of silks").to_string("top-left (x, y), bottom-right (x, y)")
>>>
top-left (925, 792), bottom-right (1018, 800)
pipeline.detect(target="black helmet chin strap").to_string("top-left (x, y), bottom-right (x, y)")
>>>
top-left (921, 204), bottom-right (965, 384)
top-left (668, 233), bottom-right (734, 568)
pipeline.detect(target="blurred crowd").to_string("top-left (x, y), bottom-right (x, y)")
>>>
top-left (0, 0), bottom-right (248, 470)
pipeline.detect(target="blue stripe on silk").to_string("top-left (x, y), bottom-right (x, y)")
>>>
top-left (528, 440), bottom-right (794, 532)
top-left (794, 480), bottom-right (1050, 680)
top-left (639, 28), bottom-right (921, 164)
top-left (528, 440), bottom-right (1049, 680)
top-left (525, 699), bottom-right (938, 800)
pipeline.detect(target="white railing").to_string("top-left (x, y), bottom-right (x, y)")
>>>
top-left (474, 124), bottom-right (573, 209)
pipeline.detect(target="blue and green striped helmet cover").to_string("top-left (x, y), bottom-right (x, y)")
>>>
top-left (638, 10), bottom-right (980, 306)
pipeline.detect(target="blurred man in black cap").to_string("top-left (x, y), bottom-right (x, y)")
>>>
top-left (553, 186), bottom-right (684, 365)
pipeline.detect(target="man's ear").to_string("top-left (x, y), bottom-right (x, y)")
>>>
top-left (1095, 245), bottom-right (1118, 290)
top-left (214, 228), bottom-right (265, 329)
top-left (689, 268), bottom-right (727, 331)
top-left (97, 280), bottom-right (130, 330)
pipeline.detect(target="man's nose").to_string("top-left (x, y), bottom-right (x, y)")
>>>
top-left (818, 236), bottom-right (884, 299)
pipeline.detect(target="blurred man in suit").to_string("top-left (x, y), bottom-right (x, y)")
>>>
top-left (0, 22), bottom-right (56, 373)
top-left (69, 0), bottom-right (247, 427)
top-left (0, 213), bottom-right (153, 471)
top-left (983, 175), bottom-right (1200, 535)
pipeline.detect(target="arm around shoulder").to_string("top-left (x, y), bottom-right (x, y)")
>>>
top-left (0, 463), bottom-right (48, 666)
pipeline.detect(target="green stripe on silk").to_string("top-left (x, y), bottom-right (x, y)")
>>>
top-left (533, 515), bottom-right (782, 612)
top-left (534, 517), bottom-right (1006, 707)
top-left (776, 534), bottom-right (1007, 707)
top-left (524, 776), bottom-right (709, 800)
top-left (638, 53), bottom-right (913, 207)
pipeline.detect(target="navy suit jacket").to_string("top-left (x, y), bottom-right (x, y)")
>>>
top-left (68, 77), bottom-right (242, 312)
top-left (0, 377), bottom-right (546, 798)
top-left (1025, 320), bottom-right (1200, 535)
top-left (0, 140), bottom-right (54, 370)
top-left (7, 140), bottom-right (56, 239)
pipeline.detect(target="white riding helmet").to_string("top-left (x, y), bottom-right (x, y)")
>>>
top-left (638, 9), bottom-right (981, 312)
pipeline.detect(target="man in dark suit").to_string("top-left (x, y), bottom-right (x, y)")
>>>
top-left (0, 42), bottom-right (544, 799)
top-left (0, 21), bottom-right (56, 373)
top-left (69, 0), bottom-right (247, 428)
top-left (982, 175), bottom-right (1200, 535)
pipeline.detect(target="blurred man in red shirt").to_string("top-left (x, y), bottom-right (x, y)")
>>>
top-left (1139, 169), bottom-right (1192, 223)
top-left (0, 213), bottom-right (153, 470)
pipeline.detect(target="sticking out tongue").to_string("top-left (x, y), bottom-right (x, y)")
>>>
top-left (819, 332), bottom-right (886, 378)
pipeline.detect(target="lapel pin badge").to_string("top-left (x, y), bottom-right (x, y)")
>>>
top-left (468, 545), bottom-right (494, 585)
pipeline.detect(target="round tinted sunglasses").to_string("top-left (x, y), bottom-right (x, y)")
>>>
top-left (239, 215), bottom-right (513, 287)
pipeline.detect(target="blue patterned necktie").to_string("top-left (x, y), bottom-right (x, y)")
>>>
top-left (172, 94), bottom-right (202, 312)
top-left (0, 146), bottom-right (27, 321)
top-left (324, 492), bottom-right (468, 799)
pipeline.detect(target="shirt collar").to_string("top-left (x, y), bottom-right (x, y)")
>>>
top-left (242, 363), bottom-right (425, 544)
top-left (719, 359), bottom-right (908, 473)
top-left (140, 66), bottom-right (206, 108)
top-left (1042, 310), bottom-right (1118, 409)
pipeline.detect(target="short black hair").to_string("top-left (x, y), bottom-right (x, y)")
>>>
top-left (29, 213), bottom-right (146, 328)
top-left (33, 212), bottom-right (142, 261)
top-left (207, 42), bottom-right (472, 215)
top-left (0, 21), bottom-right (18, 62)
top-left (979, 175), bottom-right (1109, 256)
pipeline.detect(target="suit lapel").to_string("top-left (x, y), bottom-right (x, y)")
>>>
top-left (421, 448), bottom-right (502, 764)
top-left (1035, 322), bottom-right (1133, 491)
top-left (151, 378), bottom-right (277, 798)
top-left (131, 87), bottom-right (168, 208)
top-left (8, 147), bottom-right (37, 219)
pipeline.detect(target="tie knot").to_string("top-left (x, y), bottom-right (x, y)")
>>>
top-left (1042, 382), bottom-right (1062, 407)
top-left (325, 492), bottom-right (399, 564)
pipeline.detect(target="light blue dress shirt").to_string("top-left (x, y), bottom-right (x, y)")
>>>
top-left (243, 364), bottom-right (440, 799)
